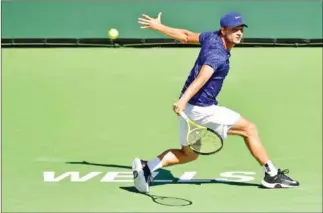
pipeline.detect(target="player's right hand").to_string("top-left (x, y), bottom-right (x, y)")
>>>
top-left (173, 99), bottom-right (187, 116)
top-left (138, 12), bottom-right (162, 30)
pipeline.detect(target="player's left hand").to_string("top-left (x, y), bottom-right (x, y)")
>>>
top-left (173, 99), bottom-right (187, 116)
top-left (138, 12), bottom-right (162, 30)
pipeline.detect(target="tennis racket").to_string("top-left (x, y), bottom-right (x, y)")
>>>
top-left (119, 186), bottom-right (192, 207)
top-left (147, 194), bottom-right (192, 206)
top-left (179, 111), bottom-right (224, 155)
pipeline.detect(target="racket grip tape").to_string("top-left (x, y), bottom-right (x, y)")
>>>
top-left (179, 111), bottom-right (189, 120)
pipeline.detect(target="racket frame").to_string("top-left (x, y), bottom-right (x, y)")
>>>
top-left (179, 111), bottom-right (224, 155)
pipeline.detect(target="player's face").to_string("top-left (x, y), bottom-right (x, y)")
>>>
top-left (222, 26), bottom-right (244, 44)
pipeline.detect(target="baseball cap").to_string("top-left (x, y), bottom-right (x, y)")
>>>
top-left (220, 12), bottom-right (248, 28)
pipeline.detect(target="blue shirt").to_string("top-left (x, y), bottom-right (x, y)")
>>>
top-left (180, 30), bottom-right (231, 106)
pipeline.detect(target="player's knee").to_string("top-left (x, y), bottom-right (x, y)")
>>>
top-left (244, 121), bottom-right (258, 138)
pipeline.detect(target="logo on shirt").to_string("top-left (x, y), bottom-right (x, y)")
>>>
top-left (215, 76), bottom-right (224, 80)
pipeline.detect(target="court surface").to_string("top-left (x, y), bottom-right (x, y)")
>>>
top-left (2, 47), bottom-right (322, 212)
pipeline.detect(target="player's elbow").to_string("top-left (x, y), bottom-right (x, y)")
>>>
top-left (179, 35), bottom-right (188, 44)
top-left (179, 30), bottom-right (194, 44)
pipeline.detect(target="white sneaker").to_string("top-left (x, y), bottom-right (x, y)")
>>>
top-left (132, 158), bottom-right (150, 193)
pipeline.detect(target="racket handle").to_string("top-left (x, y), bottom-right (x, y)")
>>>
top-left (179, 111), bottom-right (189, 120)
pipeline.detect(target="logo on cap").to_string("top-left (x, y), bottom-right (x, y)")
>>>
top-left (220, 12), bottom-right (248, 28)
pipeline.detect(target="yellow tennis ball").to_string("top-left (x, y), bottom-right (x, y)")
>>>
top-left (108, 28), bottom-right (119, 40)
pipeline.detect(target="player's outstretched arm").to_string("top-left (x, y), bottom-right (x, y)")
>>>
top-left (138, 12), bottom-right (200, 44)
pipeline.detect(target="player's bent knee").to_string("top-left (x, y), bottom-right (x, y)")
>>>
top-left (230, 117), bottom-right (258, 138)
top-left (244, 121), bottom-right (258, 138)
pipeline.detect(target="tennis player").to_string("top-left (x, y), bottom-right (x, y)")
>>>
top-left (132, 11), bottom-right (299, 193)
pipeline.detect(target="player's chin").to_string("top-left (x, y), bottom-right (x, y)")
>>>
top-left (233, 38), bottom-right (242, 44)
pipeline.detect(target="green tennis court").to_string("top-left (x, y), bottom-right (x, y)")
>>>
top-left (2, 47), bottom-right (322, 212)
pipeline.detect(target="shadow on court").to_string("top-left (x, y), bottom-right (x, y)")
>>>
top-left (66, 161), bottom-right (264, 207)
top-left (65, 161), bottom-right (262, 187)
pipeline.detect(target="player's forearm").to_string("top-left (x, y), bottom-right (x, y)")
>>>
top-left (180, 65), bottom-right (214, 103)
top-left (180, 78), bottom-right (208, 103)
top-left (155, 24), bottom-right (191, 43)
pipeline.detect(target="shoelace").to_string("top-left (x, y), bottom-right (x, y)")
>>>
top-left (278, 169), bottom-right (293, 181)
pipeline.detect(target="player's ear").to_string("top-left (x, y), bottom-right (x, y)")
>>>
top-left (220, 27), bottom-right (225, 36)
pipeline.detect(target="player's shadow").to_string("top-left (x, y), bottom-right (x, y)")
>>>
top-left (65, 161), bottom-right (262, 188)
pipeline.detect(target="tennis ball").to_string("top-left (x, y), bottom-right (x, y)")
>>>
top-left (108, 28), bottom-right (119, 40)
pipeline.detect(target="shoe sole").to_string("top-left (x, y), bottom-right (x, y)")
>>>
top-left (132, 158), bottom-right (149, 193)
top-left (261, 180), bottom-right (299, 189)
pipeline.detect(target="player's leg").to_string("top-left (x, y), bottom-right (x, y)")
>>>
top-left (132, 146), bottom-right (198, 193)
top-left (228, 116), bottom-right (300, 188)
top-left (132, 110), bottom-right (199, 193)
top-left (155, 145), bottom-right (199, 168)
top-left (228, 117), bottom-right (270, 166)
top-left (152, 114), bottom-right (200, 168)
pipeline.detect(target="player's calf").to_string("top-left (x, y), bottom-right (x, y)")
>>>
top-left (132, 146), bottom-right (199, 193)
top-left (229, 117), bottom-right (269, 165)
top-left (229, 116), bottom-right (300, 189)
top-left (158, 146), bottom-right (199, 167)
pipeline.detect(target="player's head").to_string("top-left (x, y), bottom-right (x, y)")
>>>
top-left (219, 12), bottom-right (248, 45)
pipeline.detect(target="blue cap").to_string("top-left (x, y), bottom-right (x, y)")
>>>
top-left (220, 12), bottom-right (248, 28)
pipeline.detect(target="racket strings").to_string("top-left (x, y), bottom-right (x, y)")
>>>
top-left (190, 130), bottom-right (222, 154)
top-left (187, 127), bottom-right (207, 145)
top-left (185, 119), bottom-right (223, 154)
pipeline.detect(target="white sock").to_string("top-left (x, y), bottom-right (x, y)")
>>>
top-left (147, 157), bottom-right (162, 172)
top-left (264, 160), bottom-right (278, 177)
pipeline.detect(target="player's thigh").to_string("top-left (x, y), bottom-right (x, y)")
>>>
top-left (178, 120), bottom-right (198, 159)
top-left (227, 116), bottom-right (257, 137)
top-left (178, 103), bottom-right (213, 146)
top-left (198, 105), bottom-right (241, 140)
top-left (179, 114), bottom-right (189, 146)
top-left (178, 114), bottom-right (200, 158)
